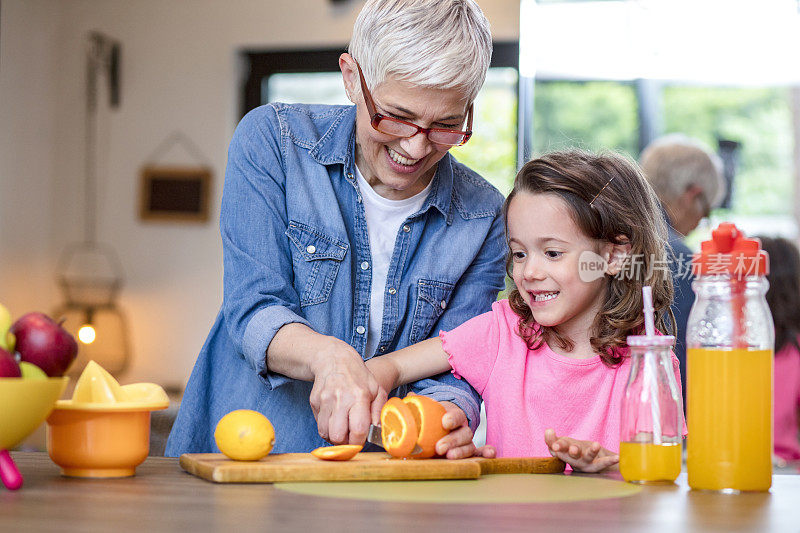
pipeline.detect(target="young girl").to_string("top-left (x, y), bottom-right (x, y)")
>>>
top-left (757, 236), bottom-right (800, 464)
top-left (368, 149), bottom-right (682, 472)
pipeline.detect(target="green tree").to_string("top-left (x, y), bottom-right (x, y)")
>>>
top-left (534, 81), bottom-right (638, 156)
top-left (452, 68), bottom-right (518, 195)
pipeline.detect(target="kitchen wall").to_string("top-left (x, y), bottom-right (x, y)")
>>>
top-left (0, 0), bottom-right (520, 388)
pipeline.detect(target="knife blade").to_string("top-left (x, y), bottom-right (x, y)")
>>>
top-left (367, 424), bottom-right (423, 454)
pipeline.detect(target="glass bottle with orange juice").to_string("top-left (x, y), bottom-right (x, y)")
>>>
top-left (620, 287), bottom-right (683, 484)
top-left (686, 222), bottom-right (773, 492)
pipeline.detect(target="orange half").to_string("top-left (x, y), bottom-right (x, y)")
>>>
top-left (310, 444), bottom-right (362, 461)
top-left (403, 395), bottom-right (448, 458)
top-left (380, 397), bottom-right (419, 458)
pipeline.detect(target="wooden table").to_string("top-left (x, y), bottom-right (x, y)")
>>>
top-left (3, 452), bottom-right (799, 532)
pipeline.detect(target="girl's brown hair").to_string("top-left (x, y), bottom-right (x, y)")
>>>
top-left (504, 149), bottom-right (675, 367)
top-left (757, 236), bottom-right (800, 354)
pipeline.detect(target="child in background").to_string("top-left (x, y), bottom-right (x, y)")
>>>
top-left (756, 236), bottom-right (800, 464)
top-left (368, 150), bottom-right (683, 472)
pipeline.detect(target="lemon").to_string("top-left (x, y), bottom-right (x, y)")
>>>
top-left (214, 409), bottom-right (275, 461)
top-left (19, 361), bottom-right (47, 380)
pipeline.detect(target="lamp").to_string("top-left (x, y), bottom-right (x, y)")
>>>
top-left (53, 32), bottom-right (131, 378)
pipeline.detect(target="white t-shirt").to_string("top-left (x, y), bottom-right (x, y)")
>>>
top-left (354, 166), bottom-right (432, 357)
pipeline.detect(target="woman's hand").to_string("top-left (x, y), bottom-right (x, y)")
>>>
top-left (308, 337), bottom-right (385, 446)
top-left (433, 401), bottom-right (496, 459)
top-left (544, 428), bottom-right (619, 472)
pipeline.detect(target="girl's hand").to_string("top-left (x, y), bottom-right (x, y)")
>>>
top-left (434, 402), bottom-right (497, 459)
top-left (544, 428), bottom-right (619, 472)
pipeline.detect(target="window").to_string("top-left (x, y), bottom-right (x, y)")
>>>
top-left (519, 0), bottom-right (800, 238)
top-left (533, 80), bottom-right (638, 156)
top-left (266, 72), bottom-right (348, 106)
top-left (451, 68), bottom-right (519, 195)
top-left (663, 85), bottom-right (794, 218)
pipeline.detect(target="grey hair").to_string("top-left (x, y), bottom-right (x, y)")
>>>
top-left (639, 134), bottom-right (725, 208)
top-left (348, 0), bottom-right (492, 104)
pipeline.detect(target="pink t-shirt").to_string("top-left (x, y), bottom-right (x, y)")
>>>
top-left (774, 340), bottom-right (800, 461)
top-left (440, 299), bottom-right (682, 458)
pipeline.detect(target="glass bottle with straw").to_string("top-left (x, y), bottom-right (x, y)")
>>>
top-left (619, 286), bottom-right (683, 484)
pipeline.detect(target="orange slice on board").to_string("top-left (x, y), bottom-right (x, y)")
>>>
top-left (310, 444), bottom-right (362, 461)
top-left (403, 394), bottom-right (448, 458)
top-left (380, 397), bottom-right (419, 458)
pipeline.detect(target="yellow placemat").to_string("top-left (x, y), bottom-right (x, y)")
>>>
top-left (276, 473), bottom-right (642, 503)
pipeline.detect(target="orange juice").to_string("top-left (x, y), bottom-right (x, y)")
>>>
top-left (620, 442), bottom-right (681, 484)
top-left (687, 348), bottom-right (773, 491)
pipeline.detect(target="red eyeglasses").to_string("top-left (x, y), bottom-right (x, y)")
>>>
top-left (355, 61), bottom-right (473, 147)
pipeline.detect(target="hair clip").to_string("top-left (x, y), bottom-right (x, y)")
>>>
top-left (589, 176), bottom-right (615, 207)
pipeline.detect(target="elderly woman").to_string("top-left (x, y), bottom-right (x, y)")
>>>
top-left (166, 0), bottom-right (505, 458)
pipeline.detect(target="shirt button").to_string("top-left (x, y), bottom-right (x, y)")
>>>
top-left (402, 225), bottom-right (411, 233)
top-left (356, 326), bottom-right (366, 335)
top-left (361, 261), bottom-right (370, 270)
top-left (440, 300), bottom-right (447, 309)
top-left (306, 245), bottom-right (316, 254)
top-left (388, 287), bottom-right (396, 295)
top-left (379, 346), bottom-right (386, 353)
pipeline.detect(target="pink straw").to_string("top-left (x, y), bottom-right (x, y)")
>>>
top-left (642, 285), bottom-right (662, 444)
top-left (642, 286), bottom-right (656, 337)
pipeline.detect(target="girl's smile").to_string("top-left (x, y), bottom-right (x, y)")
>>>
top-left (529, 290), bottom-right (560, 305)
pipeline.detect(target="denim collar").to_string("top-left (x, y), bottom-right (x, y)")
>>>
top-left (308, 105), bottom-right (454, 224)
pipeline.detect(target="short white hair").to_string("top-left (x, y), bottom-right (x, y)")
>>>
top-left (640, 134), bottom-right (726, 208)
top-left (348, 0), bottom-right (492, 103)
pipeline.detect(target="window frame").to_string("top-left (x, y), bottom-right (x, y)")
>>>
top-left (240, 42), bottom-right (520, 118)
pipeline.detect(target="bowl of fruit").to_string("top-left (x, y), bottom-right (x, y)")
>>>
top-left (0, 305), bottom-right (77, 490)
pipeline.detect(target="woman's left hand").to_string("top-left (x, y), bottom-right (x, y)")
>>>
top-left (434, 402), bottom-right (496, 459)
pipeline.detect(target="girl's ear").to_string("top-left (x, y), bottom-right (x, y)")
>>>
top-left (602, 236), bottom-right (632, 276)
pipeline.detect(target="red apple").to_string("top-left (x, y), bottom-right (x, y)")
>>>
top-left (0, 347), bottom-right (21, 377)
top-left (10, 312), bottom-right (78, 377)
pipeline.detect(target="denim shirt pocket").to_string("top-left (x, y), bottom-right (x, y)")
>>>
top-left (409, 279), bottom-right (455, 344)
top-left (286, 221), bottom-right (348, 307)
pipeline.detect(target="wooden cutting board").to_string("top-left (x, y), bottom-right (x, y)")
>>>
top-left (179, 452), bottom-right (565, 483)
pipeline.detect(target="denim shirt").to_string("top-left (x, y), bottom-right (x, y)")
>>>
top-left (165, 103), bottom-right (507, 456)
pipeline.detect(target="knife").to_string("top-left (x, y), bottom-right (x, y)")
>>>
top-left (367, 424), bottom-right (423, 454)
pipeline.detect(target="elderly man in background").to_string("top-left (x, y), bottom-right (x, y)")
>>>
top-left (640, 134), bottom-right (725, 404)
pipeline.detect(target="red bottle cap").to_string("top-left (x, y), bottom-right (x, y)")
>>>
top-left (693, 222), bottom-right (769, 277)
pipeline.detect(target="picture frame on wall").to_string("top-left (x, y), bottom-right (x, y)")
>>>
top-left (139, 166), bottom-right (212, 223)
